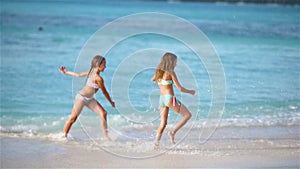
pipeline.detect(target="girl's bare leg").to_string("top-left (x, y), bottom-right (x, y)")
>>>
top-left (86, 99), bottom-right (109, 140)
top-left (167, 102), bottom-right (192, 144)
top-left (63, 99), bottom-right (85, 137)
top-left (154, 107), bottom-right (169, 149)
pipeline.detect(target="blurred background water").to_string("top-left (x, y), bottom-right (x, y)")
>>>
top-left (1, 0), bottom-right (299, 137)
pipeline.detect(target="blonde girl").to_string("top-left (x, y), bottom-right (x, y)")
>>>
top-left (59, 55), bottom-right (115, 140)
top-left (152, 52), bottom-right (195, 149)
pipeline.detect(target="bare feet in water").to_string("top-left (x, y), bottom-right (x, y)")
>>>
top-left (168, 131), bottom-right (175, 144)
top-left (154, 142), bottom-right (159, 150)
top-left (103, 136), bottom-right (112, 141)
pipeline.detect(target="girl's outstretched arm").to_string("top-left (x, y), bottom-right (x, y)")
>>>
top-left (96, 76), bottom-right (115, 107)
top-left (59, 66), bottom-right (89, 77)
top-left (171, 72), bottom-right (195, 95)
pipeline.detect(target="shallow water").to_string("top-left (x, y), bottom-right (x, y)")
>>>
top-left (1, 0), bottom-right (299, 143)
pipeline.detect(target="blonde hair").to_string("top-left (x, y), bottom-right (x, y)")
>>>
top-left (88, 55), bottom-right (105, 77)
top-left (154, 52), bottom-right (177, 81)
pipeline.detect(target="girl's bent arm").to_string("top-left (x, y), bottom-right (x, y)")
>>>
top-left (151, 75), bottom-right (156, 81)
top-left (97, 77), bottom-right (115, 107)
top-left (171, 72), bottom-right (195, 95)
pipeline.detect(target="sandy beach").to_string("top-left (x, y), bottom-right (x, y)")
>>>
top-left (1, 1), bottom-right (300, 168)
top-left (1, 126), bottom-right (299, 168)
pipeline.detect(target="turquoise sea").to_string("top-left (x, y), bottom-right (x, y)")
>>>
top-left (1, 0), bottom-right (299, 147)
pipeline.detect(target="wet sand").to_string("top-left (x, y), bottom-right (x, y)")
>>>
top-left (1, 126), bottom-right (299, 168)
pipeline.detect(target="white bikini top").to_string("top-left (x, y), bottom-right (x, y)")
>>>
top-left (86, 78), bottom-right (99, 89)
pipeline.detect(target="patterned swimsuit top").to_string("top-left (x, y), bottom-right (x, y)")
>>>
top-left (86, 78), bottom-right (100, 89)
top-left (157, 79), bottom-right (173, 86)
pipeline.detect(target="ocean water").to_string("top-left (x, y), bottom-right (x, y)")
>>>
top-left (1, 0), bottom-right (299, 150)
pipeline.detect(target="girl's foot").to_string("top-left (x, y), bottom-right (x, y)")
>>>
top-left (103, 136), bottom-right (112, 141)
top-left (154, 142), bottom-right (159, 150)
top-left (168, 131), bottom-right (175, 144)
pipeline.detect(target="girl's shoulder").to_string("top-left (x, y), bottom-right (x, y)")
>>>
top-left (89, 73), bottom-right (102, 81)
top-left (94, 74), bottom-right (103, 82)
top-left (163, 71), bottom-right (174, 79)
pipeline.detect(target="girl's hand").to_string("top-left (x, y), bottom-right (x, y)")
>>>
top-left (58, 66), bottom-right (67, 74)
top-left (111, 101), bottom-right (115, 108)
top-left (189, 90), bottom-right (196, 95)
